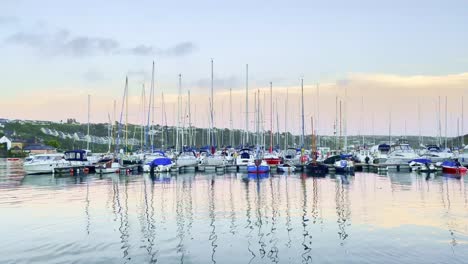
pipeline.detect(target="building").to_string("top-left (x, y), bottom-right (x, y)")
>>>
top-left (23, 144), bottom-right (57, 154)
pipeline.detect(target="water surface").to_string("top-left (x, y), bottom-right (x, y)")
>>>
top-left (1, 159), bottom-right (468, 263)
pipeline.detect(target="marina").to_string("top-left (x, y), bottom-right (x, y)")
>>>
top-left (2, 1), bottom-right (468, 263)
top-left (1, 159), bottom-right (468, 263)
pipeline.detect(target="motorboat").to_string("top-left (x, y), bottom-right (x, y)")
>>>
top-left (95, 158), bottom-right (120, 174)
top-left (441, 160), bottom-right (467, 175)
top-left (408, 158), bottom-right (436, 173)
top-left (384, 143), bottom-right (419, 165)
top-left (143, 151), bottom-right (174, 172)
top-left (23, 153), bottom-right (68, 174)
top-left (334, 155), bottom-right (355, 174)
top-left (176, 151), bottom-right (198, 167)
top-left (370, 144), bottom-right (390, 164)
top-left (355, 148), bottom-right (373, 164)
top-left (63, 149), bottom-right (96, 173)
top-left (419, 145), bottom-right (453, 162)
top-left (203, 151), bottom-right (227, 166)
top-left (277, 162), bottom-right (296, 173)
top-left (236, 148), bottom-right (253, 166)
top-left (282, 148), bottom-right (309, 166)
top-left (263, 151), bottom-right (281, 166)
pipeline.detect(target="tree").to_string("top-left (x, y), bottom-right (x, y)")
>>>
top-left (45, 139), bottom-right (61, 149)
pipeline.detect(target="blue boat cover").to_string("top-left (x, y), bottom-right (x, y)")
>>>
top-left (150, 157), bottom-right (172, 166)
top-left (409, 158), bottom-right (432, 164)
top-left (442, 160), bottom-right (457, 167)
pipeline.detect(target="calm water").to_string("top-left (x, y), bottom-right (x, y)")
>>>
top-left (1, 159), bottom-right (468, 264)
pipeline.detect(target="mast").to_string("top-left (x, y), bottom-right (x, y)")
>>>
top-left (438, 96), bottom-right (442, 146)
top-left (445, 96), bottom-right (448, 149)
top-left (151, 61), bottom-right (155, 151)
top-left (361, 95), bottom-right (364, 146)
top-left (284, 88), bottom-right (289, 150)
top-left (462, 96), bottom-right (465, 146)
top-left (229, 88), bottom-right (233, 146)
top-left (276, 98), bottom-right (280, 149)
top-left (188, 89), bottom-right (192, 147)
top-left (210, 59), bottom-right (215, 149)
top-left (245, 64), bottom-right (249, 146)
top-left (335, 93), bottom-right (338, 150)
top-left (107, 113), bottom-right (112, 153)
top-left (344, 86), bottom-right (348, 151)
top-left (301, 78), bottom-right (305, 148)
top-left (176, 74), bottom-right (181, 152)
top-left (86, 94), bottom-right (90, 151)
top-left (141, 83), bottom-right (145, 150)
top-left (125, 77), bottom-right (128, 153)
top-left (316, 84), bottom-right (320, 147)
top-left (161, 92), bottom-right (166, 148)
top-left (270, 82), bottom-right (273, 152)
top-left (112, 99), bottom-right (116, 152)
top-left (418, 97), bottom-right (421, 146)
top-left (389, 108), bottom-right (392, 144)
top-left (115, 76), bottom-right (127, 154)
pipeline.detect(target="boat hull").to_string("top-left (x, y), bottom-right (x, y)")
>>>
top-left (442, 166), bottom-right (467, 174)
top-left (264, 158), bottom-right (281, 165)
top-left (306, 163), bottom-right (329, 176)
top-left (277, 165), bottom-right (295, 173)
top-left (247, 165), bottom-right (270, 173)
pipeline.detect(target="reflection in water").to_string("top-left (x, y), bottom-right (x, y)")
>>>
top-left (335, 175), bottom-right (350, 246)
top-left (1, 161), bottom-right (468, 264)
top-left (300, 176), bottom-right (312, 263)
top-left (208, 177), bottom-right (217, 264)
top-left (243, 176), bottom-right (255, 263)
top-left (111, 177), bottom-right (131, 262)
top-left (267, 177), bottom-right (279, 263)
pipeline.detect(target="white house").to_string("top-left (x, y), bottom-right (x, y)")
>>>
top-left (0, 136), bottom-right (12, 150)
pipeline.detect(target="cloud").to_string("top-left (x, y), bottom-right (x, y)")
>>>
top-left (127, 45), bottom-right (154, 56)
top-left (164, 41), bottom-right (196, 56)
top-left (125, 42), bottom-right (197, 57)
top-left (4, 28), bottom-right (196, 57)
top-left (5, 30), bottom-right (119, 57)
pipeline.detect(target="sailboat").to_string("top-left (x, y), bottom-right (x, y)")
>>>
top-left (263, 82), bottom-right (281, 166)
top-left (306, 116), bottom-right (328, 175)
top-left (247, 89), bottom-right (270, 173)
top-left (175, 74), bottom-right (198, 168)
top-left (204, 59), bottom-right (226, 167)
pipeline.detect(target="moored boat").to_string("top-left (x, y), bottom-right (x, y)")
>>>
top-left (441, 160), bottom-right (467, 175)
top-left (408, 158), bottom-right (436, 173)
top-left (247, 159), bottom-right (270, 173)
top-left (277, 162), bottom-right (296, 173)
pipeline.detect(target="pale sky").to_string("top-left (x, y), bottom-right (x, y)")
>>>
top-left (0, 0), bottom-right (467, 136)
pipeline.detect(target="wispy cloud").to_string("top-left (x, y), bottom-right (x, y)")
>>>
top-left (124, 41), bottom-right (197, 57)
top-left (164, 41), bottom-right (196, 57)
top-left (4, 28), bottom-right (197, 58)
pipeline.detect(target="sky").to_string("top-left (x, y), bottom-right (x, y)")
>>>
top-left (0, 0), bottom-right (467, 136)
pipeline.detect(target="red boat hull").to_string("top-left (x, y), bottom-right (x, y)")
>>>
top-left (264, 158), bottom-right (281, 165)
top-left (442, 166), bottom-right (467, 174)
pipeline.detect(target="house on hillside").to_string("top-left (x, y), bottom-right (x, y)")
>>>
top-left (24, 144), bottom-right (56, 154)
top-left (0, 136), bottom-right (12, 150)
